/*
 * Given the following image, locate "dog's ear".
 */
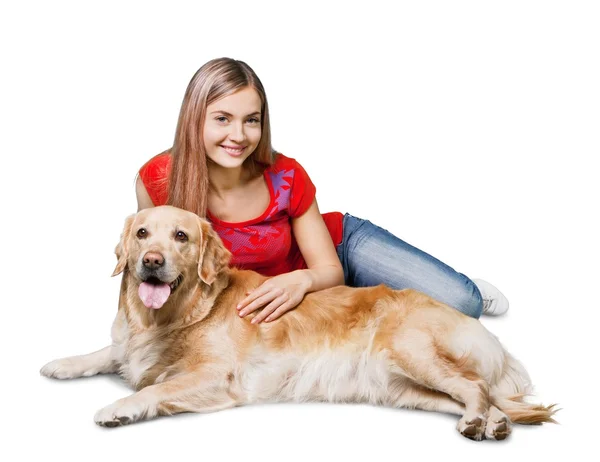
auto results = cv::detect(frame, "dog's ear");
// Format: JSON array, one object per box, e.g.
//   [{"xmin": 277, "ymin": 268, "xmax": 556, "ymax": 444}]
[
  {"xmin": 112, "ymin": 214, "xmax": 136, "ymax": 277},
  {"xmin": 197, "ymin": 217, "xmax": 232, "ymax": 285}
]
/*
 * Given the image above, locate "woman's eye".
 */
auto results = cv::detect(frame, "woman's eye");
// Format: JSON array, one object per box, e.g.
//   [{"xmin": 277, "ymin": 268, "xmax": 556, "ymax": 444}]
[
  {"xmin": 175, "ymin": 231, "xmax": 188, "ymax": 242},
  {"xmin": 216, "ymin": 116, "xmax": 228, "ymax": 123},
  {"xmin": 247, "ymin": 117, "xmax": 260, "ymax": 124},
  {"xmin": 136, "ymin": 228, "xmax": 147, "ymax": 239}
]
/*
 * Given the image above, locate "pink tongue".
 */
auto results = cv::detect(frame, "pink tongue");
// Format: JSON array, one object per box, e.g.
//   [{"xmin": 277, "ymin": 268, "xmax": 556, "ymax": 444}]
[{"xmin": 138, "ymin": 282, "xmax": 171, "ymax": 309}]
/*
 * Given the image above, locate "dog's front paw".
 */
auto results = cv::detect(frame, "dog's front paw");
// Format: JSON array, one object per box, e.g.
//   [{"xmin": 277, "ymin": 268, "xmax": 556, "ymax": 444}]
[
  {"xmin": 94, "ymin": 398, "xmax": 151, "ymax": 428},
  {"xmin": 40, "ymin": 357, "xmax": 98, "ymax": 380}
]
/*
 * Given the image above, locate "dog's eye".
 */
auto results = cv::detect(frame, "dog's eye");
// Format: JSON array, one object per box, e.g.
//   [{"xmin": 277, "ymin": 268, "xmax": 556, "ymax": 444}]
[
  {"xmin": 136, "ymin": 228, "xmax": 147, "ymax": 239},
  {"xmin": 175, "ymin": 231, "xmax": 188, "ymax": 242}
]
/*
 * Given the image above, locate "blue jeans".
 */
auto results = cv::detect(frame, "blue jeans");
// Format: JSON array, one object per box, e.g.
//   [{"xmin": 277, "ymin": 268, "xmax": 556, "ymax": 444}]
[{"xmin": 335, "ymin": 214, "xmax": 483, "ymax": 318}]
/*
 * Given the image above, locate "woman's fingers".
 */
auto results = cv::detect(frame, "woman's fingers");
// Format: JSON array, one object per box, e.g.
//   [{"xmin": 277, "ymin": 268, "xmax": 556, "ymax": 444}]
[
  {"xmin": 251, "ymin": 294, "xmax": 290, "ymax": 324},
  {"xmin": 237, "ymin": 286, "xmax": 269, "ymax": 311},
  {"xmin": 238, "ymin": 288, "xmax": 283, "ymax": 317},
  {"xmin": 263, "ymin": 301, "xmax": 294, "ymax": 323}
]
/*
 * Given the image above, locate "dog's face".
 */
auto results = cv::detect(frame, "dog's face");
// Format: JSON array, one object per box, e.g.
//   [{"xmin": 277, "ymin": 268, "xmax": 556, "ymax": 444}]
[{"xmin": 112, "ymin": 206, "xmax": 231, "ymax": 309}]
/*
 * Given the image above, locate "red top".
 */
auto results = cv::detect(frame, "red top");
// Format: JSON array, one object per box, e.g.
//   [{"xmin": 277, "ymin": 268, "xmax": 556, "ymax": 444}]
[{"xmin": 139, "ymin": 152, "xmax": 344, "ymax": 276}]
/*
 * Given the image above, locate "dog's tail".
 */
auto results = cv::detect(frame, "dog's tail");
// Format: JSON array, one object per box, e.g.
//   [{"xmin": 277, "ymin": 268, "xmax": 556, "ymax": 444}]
[
  {"xmin": 490, "ymin": 352, "xmax": 559, "ymax": 424},
  {"xmin": 491, "ymin": 394, "xmax": 559, "ymax": 425}
]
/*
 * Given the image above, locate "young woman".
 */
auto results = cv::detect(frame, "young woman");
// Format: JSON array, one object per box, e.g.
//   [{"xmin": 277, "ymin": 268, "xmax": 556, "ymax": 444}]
[{"xmin": 137, "ymin": 57, "xmax": 509, "ymax": 324}]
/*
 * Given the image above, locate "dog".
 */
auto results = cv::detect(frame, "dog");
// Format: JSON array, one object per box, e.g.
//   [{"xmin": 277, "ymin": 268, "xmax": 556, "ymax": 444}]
[{"xmin": 40, "ymin": 205, "xmax": 557, "ymax": 440}]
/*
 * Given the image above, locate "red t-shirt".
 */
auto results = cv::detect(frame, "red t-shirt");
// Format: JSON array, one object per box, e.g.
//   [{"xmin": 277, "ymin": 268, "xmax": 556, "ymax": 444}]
[{"xmin": 138, "ymin": 152, "xmax": 344, "ymax": 276}]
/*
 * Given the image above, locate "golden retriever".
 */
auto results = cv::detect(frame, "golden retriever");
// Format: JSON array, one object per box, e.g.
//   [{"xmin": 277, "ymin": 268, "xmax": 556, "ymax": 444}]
[{"xmin": 40, "ymin": 206, "xmax": 557, "ymax": 440}]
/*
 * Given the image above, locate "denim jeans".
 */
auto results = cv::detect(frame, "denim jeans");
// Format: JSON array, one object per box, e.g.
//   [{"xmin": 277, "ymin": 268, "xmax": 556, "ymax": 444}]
[{"xmin": 335, "ymin": 214, "xmax": 483, "ymax": 318}]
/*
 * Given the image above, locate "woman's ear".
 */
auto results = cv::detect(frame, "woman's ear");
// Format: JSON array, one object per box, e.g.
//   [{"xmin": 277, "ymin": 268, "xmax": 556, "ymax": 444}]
[
  {"xmin": 196, "ymin": 217, "xmax": 231, "ymax": 285},
  {"xmin": 112, "ymin": 214, "xmax": 136, "ymax": 277}
]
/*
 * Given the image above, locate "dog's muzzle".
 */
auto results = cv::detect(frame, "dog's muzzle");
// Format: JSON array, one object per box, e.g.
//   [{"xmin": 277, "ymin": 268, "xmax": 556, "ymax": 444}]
[{"xmin": 137, "ymin": 251, "xmax": 183, "ymax": 310}]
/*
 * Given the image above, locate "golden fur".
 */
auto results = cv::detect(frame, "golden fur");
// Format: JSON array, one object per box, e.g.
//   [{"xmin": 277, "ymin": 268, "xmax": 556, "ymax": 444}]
[{"xmin": 40, "ymin": 206, "xmax": 557, "ymax": 441}]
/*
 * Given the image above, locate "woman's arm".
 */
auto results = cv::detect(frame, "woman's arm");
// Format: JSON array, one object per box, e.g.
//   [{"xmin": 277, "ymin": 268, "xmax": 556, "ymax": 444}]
[
  {"xmin": 237, "ymin": 198, "xmax": 345, "ymax": 323},
  {"xmin": 136, "ymin": 176, "xmax": 155, "ymax": 211},
  {"xmin": 291, "ymin": 198, "xmax": 345, "ymax": 292}
]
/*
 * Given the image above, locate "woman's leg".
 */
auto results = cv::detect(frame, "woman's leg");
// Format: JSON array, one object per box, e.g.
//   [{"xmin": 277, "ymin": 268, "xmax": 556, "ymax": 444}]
[{"xmin": 336, "ymin": 214, "xmax": 483, "ymax": 318}]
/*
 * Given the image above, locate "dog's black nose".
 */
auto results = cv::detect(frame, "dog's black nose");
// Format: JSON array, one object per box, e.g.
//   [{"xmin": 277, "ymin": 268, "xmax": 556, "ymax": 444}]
[{"xmin": 143, "ymin": 251, "xmax": 165, "ymax": 270}]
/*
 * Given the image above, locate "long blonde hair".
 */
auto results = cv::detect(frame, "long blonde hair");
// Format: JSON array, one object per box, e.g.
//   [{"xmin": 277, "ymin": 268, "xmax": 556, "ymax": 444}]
[{"xmin": 149, "ymin": 58, "xmax": 275, "ymax": 218}]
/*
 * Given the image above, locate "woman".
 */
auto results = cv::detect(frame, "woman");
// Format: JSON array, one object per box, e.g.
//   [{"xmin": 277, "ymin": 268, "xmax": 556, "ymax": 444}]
[{"xmin": 137, "ymin": 57, "xmax": 509, "ymax": 324}]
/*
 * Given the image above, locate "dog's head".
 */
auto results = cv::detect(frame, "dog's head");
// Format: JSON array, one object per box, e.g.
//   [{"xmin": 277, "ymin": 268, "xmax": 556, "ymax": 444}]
[{"xmin": 112, "ymin": 206, "xmax": 231, "ymax": 309}]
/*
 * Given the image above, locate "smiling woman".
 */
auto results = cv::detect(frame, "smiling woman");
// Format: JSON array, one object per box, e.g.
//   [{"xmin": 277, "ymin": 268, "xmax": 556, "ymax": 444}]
[
  {"xmin": 203, "ymin": 87, "xmax": 263, "ymax": 170},
  {"xmin": 135, "ymin": 57, "xmax": 509, "ymax": 323}
]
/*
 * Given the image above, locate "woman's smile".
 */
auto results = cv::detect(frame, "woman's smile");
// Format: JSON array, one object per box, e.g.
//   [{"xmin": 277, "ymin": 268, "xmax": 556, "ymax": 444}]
[{"xmin": 221, "ymin": 145, "xmax": 246, "ymax": 157}]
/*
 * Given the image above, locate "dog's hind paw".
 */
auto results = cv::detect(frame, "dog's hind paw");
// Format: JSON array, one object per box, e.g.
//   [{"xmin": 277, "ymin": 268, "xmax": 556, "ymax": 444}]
[
  {"xmin": 457, "ymin": 413, "xmax": 487, "ymax": 441},
  {"xmin": 485, "ymin": 406, "xmax": 512, "ymax": 441}
]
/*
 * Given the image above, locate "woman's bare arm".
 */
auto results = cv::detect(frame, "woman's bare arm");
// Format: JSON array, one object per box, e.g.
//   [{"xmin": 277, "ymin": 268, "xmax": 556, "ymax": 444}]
[
  {"xmin": 236, "ymin": 198, "xmax": 345, "ymax": 323},
  {"xmin": 292, "ymin": 198, "xmax": 345, "ymax": 293},
  {"xmin": 136, "ymin": 176, "xmax": 155, "ymax": 211}
]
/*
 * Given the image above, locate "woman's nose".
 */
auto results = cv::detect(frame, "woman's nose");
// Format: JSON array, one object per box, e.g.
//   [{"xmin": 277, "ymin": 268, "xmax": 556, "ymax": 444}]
[{"xmin": 229, "ymin": 122, "xmax": 246, "ymax": 142}]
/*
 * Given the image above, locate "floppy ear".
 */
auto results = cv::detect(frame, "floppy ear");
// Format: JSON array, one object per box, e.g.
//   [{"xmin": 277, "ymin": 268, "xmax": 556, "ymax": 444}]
[
  {"xmin": 197, "ymin": 217, "xmax": 232, "ymax": 285},
  {"xmin": 112, "ymin": 214, "xmax": 136, "ymax": 277}
]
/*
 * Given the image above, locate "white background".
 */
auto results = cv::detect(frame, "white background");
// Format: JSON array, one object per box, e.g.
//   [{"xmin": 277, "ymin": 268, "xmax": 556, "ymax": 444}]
[{"xmin": 2, "ymin": 0, "xmax": 598, "ymax": 459}]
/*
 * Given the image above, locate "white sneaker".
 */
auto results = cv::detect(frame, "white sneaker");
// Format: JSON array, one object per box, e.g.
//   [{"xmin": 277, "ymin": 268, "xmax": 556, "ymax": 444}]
[{"xmin": 472, "ymin": 278, "xmax": 510, "ymax": 316}]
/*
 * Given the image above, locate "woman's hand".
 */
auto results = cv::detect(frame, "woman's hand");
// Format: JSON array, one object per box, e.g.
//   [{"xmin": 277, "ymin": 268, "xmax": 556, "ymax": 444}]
[{"xmin": 237, "ymin": 271, "xmax": 312, "ymax": 324}]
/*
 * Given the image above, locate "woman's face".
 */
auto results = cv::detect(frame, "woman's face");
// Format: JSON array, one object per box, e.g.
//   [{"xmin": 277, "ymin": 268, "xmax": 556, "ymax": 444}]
[{"xmin": 203, "ymin": 86, "xmax": 262, "ymax": 170}]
